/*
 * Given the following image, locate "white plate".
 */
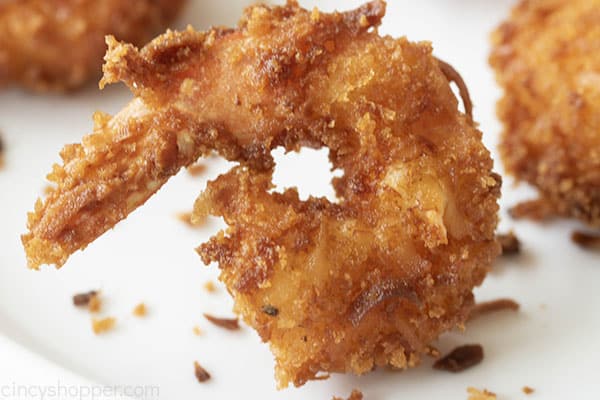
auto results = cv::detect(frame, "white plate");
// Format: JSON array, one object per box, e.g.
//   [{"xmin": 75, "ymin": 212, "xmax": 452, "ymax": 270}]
[{"xmin": 1, "ymin": 1, "xmax": 599, "ymax": 399}]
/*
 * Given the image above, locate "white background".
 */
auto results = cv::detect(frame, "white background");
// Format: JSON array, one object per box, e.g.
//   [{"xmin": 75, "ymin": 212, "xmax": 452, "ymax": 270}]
[{"xmin": 0, "ymin": 1, "xmax": 599, "ymax": 399}]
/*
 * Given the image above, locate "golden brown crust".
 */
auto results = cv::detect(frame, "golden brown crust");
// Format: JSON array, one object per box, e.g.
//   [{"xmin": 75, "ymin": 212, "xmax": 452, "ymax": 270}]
[
  {"xmin": 0, "ymin": 0, "xmax": 184, "ymax": 91},
  {"xmin": 490, "ymin": 0, "xmax": 600, "ymax": 226},
  {"xmin": 22, "ymin": 0, "xmax": 500, "ymax": 388}
]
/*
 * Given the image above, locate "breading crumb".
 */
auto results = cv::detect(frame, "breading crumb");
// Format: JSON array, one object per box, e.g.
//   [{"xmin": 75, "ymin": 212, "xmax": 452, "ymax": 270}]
[
  {"xmin": 133, "ymin": 303, "xmax": 147, "ymax": 317},
  {"xmin": 332, "ymin": 389, "xmax": 363, "ymax": 400},
  {"xmin": 523, "ymin": 386, "xmax": 535, "ymax": 395},
  {"xmin": 467, "ymin": 387, "xmax": 496, "ymax": 400},
  {"xmin": 194, "ymin": 361, "xmax": 211, "ymax": 383},
  {"xmin": 425, "ymin": 345, "xmax": 441, "ymax": 358},
  {"xmin": 0, "ymin": 133, "xmax": 4, "ymax": 169},
  {"xmin": 187, "ymin": 163, "xmax": 206, "ymax": 176},
  {"xmin": 91, "ymin": 317, "xmax": 116, "ymax": 334},
  {"xmin": 496, "ymin": 231, "xmax": 521, "ymax": 255},
  {"xmin": 43, "ymin": 185, "xmax": 56, "ymax": 196},
  {"xmin": 88, "ymin": 294, "xmax": 101, "ymax": 313},
  {"xmin": 73, "ymin": 290, "xmax": 100, "ymax": 313},
  {"xmin": 177, "ymin": 212, "xmax": 206, "ymax": 228},
  {"xmin": 203, "ymin": 281, "xmax": 216, "ymax": 293},
  {"xmin": 192, "ymin": 325, "xmax": 203, "ymax": 336}
]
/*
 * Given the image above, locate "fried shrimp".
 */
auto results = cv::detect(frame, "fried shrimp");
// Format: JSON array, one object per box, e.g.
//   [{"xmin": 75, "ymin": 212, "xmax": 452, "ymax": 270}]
[
  {"xmin": 22, "ymin": 1, "xmax": 501, "ymax": 387},
  {"xmin": 490, "ymin": 0, "xmax": 600, "ymax": 226},
  {"xmin": 0, "ymin": 0, "xmax": 184, "ymax": 91}
]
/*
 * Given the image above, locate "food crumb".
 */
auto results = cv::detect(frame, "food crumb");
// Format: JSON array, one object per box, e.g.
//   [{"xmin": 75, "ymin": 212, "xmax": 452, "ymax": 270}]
[
  {"xmin": 467, "ymin": 387, "xmax": 496, "ymax": 400},
  {"xmin": 186, "ymin": 163, "xmax": 206, "ymax": 177},
  {"xmin": 203, "ymin": 281, "xmax": 216, "ymax": 293},
  {"xmin": 73, "ymin": 290, "xmax": 100, "ymax": 313},
  {"xmin": 0, "ymin": 132, "xmax": 4, "ymax": 169},
  {"xmin": 497, "ymin": 231, "xmax": 521, "ymax": 255},
  {"xmin": 192, "ymin": 325, "xmax": 203, "ymax": 336},
  {"xmin": 261, "ymin": 305, "xmax": 279, "ymax": 316},
  {"xmin": 469, "ymin": 298, "xmax": 520, "ymax": 321},
  {"xmin": 177, "ymin": 211, "xmax": 206, "ymax": 228},
  {"xmin": 43, "ymin": 185, "xmax": 56, "ymax": 196},
  {"xmin": 203, "ymin": 313, "xmax": 240, "ymax": 330},
  {"xmin": 194, "ymin": 361, "xmax": 211, "ymax": 383},
  {"xmin": 425, "ymin": 345, "xmax": 441, "ymax": 358},
  {"xmin": 523, "ymin": 386, "xmax": 535, "ymax": 395},
  {"xmin": 88, "ymin": 294, "xmax": 101, "ymax": 313},
  {"xmin": 571, "ymin": 231, "xmax": 600, "ymax": 250},
  {"xmin": 332, "ymin": 389, "xmax": 363, "ymax": 400},
  {"xmin": 132, "ymin": 303, "xmax": 147, "ymax": 317},
  {"xmin": 91, "ymin": 317, "xmax": 116, "ymax": 334},
  {"xmin": 433, "ymin": 344, "xmax": 484, "ymax": 372}
]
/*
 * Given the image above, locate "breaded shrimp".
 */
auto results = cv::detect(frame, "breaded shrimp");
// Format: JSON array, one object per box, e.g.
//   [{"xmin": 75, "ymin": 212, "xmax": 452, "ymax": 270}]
[
  {"xmin": 490, "ymin": 0, "xmax": 600, "ymax": 226},
  {"xmin": 22, "ymin": 1, "xmax": 501, "ymax": 387},
  {"xmin": 0, "ymin": 0, "xmax": 184, "ymax": 91}
]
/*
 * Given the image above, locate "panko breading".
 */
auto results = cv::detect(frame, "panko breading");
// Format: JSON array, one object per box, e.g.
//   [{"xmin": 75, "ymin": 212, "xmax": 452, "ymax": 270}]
[
  {"xmin": 0, "ymin": 0, "xmax": 184, "ymax": 91},
  {"xmin": 21, "ymin": 1, "xmax": 501, "ymax": 387},
  {"xmin": 490, "ymin": 0, "xmax": 600, "ymax": 226}
]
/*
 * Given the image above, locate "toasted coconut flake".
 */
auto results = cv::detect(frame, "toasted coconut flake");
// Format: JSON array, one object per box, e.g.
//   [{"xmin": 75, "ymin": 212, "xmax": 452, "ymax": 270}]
[
  {"xmin": 436, "ymin": 58, "xmax": 473, "ymax": 120},
  {"xmin": 469, "ymin": 298, "xmax": 519, "ymax": 321},
  {"xmin": 194, "ymin": 361, "xmax": 211, "ymax": 383},
  {"xmin": 203, "ymin": 313, "xmax": 240, "ymax": 330},
  {"xmin": 433, "ymin": 344, "xmax": 484, "ymax": 372},
  {"xmin": 571, "ymin": 231, "xmax": 600, "ymax": 250}
]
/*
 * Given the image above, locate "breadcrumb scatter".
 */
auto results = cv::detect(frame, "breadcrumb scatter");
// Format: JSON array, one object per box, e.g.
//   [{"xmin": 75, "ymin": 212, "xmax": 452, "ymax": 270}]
[
  {"xmin": 203, "ymin": 281, "xmax": 216, "ymax": 293},
  {"xmin": 91, "ymin": 317, "xmax": 116, "ymax": 334},
  {"xmin": 433, "ymin": 345, "xmax": 484, "ymax": 372},
  {"xmin": 194, "ymin": 361, "xmax": 211, "ymax": 383},
  {"xmin": 332, "ymin": 389, "xmax": 363, "ymax": 400},
  {"xmin": 203, "ymin": 314, "xmax": 240, "ymax": 331},
  {"xmin": 192, "ymin": 325, "xmax": 203, "ymax": 336},
  {"xmin": 187, "ymin": 163, "xmax": 206, "ymax": 176},
  {"xmin": 523, "ymin": 386, "xmax": 535, "ymax": 395},
  {"xmin": 496, "ymin": 231, "xmax": 521, "ymax": 255},
  {"xmin": 469, "ymin": 298, "xmax": 520, "ymax": 321},
  {"xmin": 21, "ymin": 0, "xmax": 501, "ymax": 388},
  {"xmin": 571, "ymin": 231, "xmax": 600, "ymax": 250},
  {"xmin": 133, "ymin": 303, "xmax": 147, "ymax": 317}
]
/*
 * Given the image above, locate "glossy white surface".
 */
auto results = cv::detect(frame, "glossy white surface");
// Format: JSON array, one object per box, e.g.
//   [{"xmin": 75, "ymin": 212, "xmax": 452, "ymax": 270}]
[{"xmin": 1, "ymin": 1, "xmax": 599, "ymax": 399}]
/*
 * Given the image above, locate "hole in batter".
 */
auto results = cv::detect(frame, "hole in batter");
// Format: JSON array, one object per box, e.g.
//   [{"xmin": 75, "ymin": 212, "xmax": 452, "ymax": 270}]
[{"xmin": 271, "ymin": 147, "xmax": 342, "ymax": 202}]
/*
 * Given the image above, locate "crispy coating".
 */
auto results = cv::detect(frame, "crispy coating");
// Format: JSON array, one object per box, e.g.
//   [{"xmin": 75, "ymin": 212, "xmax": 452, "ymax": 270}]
[
  {"xmin": 0, "ymin": 0, "xmax": 184, "ymax": 91},
  {"xmin": 490, "ymin": 0, "xmax": 600, "ymax": 226},
  {"xmin": 22, "ymin": 1, "xmax": 501, "ymax": 388}
]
